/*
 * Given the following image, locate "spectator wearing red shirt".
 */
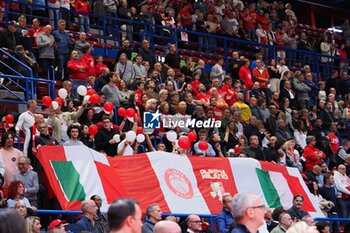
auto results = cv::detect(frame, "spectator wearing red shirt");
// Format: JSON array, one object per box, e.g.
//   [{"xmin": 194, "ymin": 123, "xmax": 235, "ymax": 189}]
[
  {"xmin": 338, "ymin": 43, "xmax": 349, "ymax": 72},
  {"xmin": 28, "ymin": 18, "xmax": 44, "ymax": 52},
  {"xmin": 242, "ymin": 3, "xmax": 256, "ymax": 41},
  {"xmin": 208, "ymin": 96, "xmax": 223, "ymax": 121},
  {"xmin": 220, "ymin": 77, "xmax": 237, "ymax": 106},
  {"xmin": 207, "ymin": 77, "xmax": 224, "ymax": 96},
  {"xmin": 303, "ymin": 136, "xmax": 326, "ymax": 171},
  {"xmin": 253, "ymin": 59, "xmax": 271, "ymax": 102},
  {"xmin": 275, "ymin": 27, "xmax": 286, "ymax": 59},
  {"xmin": 255, "ymin": 10, "xmax": 270, "ymax": 30},
  {"xmin": 75, "ymin": 0, "xmax": 90, "ymax": 34},
  {"xmin": 81, "ymin": 45, "xmax": 96, "ymax": 77},
  {"xmin": 95, "ymin": 55, "xmax": 107, "ymax": 77},
  {"xmin": 178, "ymin": 3, "xmax": 192, "ymax": 30},
  {"xmin": 67, "ymin": 50, "xmax": 89, "ymax": 94},
  {"xmin": 133, "ymin": 81, "xmax": 145, "ymax": 106},
  {"xmin": 239, "ymin": 59, "xmax": 253, "ymax": 89},
  {"xmin": 191, "ymin": 72, "xmax": 203, "ymax": 97},
  {"xmin": 327, "ymin": 123, "xmax": 339, "ymax": 155},
  {"xmin": 196, "ymin": 84, "xmax": 210, "ymax": 106}
]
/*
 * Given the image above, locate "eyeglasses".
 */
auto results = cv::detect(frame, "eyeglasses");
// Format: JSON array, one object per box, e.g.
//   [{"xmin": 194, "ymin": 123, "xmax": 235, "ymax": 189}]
[{"xmin": 189, "ymin": 220, "xmax": 202, "ymax": 224}]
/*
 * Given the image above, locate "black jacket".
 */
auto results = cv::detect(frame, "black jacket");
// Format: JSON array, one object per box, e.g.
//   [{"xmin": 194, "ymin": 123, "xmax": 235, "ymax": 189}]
[{"xmin": 95, "ymin": 127, "xmax": 118, "ymax": 156}]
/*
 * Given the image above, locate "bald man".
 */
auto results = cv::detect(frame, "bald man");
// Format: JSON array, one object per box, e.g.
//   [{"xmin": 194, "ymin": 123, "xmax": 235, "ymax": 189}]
[
  {"xmin": 75, "ymin": 200, "xmax": 98, "ymax": 233},
  {"xmin": 153, "ymin": 221, "xmax": 181, "ymax": 233},
  {"xmin": 334, "ymin": 164, "xmax": 350, "ymax": 221},
  {"xmin": 186, "ymin": 215, "xmax": 202, "ymax": 233}
]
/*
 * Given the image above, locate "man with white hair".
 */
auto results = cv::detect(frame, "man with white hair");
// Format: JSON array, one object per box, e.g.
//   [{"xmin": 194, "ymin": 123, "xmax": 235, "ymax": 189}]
[
  {"xmin": 153, "ymin": 220, "xmax": 181, "ymax": 233},
  {"xmin": 142, "ymin": 203, "xmax": 163, "ymax": 233},
  {"xmin": 75, "ymin": 199, "xmax": 98, "ymax": 232},
  {"xmin": 231, "ymin": 193, "xmax": 266, "ymax": 233}
]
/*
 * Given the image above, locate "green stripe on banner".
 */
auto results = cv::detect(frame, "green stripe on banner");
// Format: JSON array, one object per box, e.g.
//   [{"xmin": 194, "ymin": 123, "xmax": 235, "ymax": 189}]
[
  {"xmin": 256, "ymin": 168, "xmax": 283, "ymax": 208},
  {"xmin": 51, "ymin": 161, "xmax": 86, "ymax": 202}
]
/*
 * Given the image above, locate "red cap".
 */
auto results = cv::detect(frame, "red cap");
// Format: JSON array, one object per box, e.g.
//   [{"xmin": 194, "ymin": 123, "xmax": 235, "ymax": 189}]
[{"xmin": 49, "ymin": 219, "xmax": 63, "ymax": 230}]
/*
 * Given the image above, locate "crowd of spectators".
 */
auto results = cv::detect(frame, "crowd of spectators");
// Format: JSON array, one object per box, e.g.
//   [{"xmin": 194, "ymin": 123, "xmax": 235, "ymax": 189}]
[{"xmin": 1, "ymin": 0, "xmax": 350, "ymax": 232}]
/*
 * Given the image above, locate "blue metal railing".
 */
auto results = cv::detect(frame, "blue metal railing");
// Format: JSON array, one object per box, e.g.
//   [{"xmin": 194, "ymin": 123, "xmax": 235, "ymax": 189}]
[
  {"xmin": 0, "ymin": 47, "xmax": 56, "ymax": 103},
  {"xmin": 2, "ymin": 1, "xmax": 350, "ymax": 93},
  {"xmin": 3, "ymin": 1, "xmax": 349, "ymax": 74}
]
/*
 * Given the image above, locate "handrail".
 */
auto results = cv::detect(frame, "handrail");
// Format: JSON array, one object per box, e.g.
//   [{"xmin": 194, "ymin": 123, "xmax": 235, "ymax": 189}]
[
  {"xmin": 3, "ymin": 1, "xmax": 350, "ymax": 81},
  {"xmin": 0, "ymin": 48, "xmax": 33, "ymax": 78},
  {"xmin": 5, "ymin": 3, "xmax": 349, "ymax": 60}
]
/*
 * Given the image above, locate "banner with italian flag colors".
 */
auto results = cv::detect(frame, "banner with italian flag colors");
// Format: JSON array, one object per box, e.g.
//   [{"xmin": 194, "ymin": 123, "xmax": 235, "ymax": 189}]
[{"xmin": 37, "ymin": 145, "xmax": 324, "ymax": 217}]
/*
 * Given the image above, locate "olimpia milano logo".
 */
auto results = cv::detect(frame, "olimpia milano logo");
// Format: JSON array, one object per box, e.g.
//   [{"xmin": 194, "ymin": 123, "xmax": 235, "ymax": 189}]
[{"xmin": 143, "ymin": 111, "xmax": 222, "ymax": 129}]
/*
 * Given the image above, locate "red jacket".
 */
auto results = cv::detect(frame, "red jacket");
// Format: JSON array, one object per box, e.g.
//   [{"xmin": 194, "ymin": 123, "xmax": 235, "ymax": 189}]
[
  {"xmin": 75, "ymin": 0, "xmax": 89, "ymax": 13},
  {"xmin": 253, "ymin": 67, "xmax": 270, "ymax": 88},
  {"xmin": 95, "ymin": 63, "xmax": 107, "ymax": 77},
  {"xmin": 191, "ymin": 80, "xmax": 202, "ymax": 96},
  {"xmin": 134, "ymin": 90, "xmax": 144, "ymax": 106},
  {"xmin": 239, "ymin": 66, "xmax": 253, "ymax": 89},
  {"xmin": 28, "ymin": 27, "xmax": 45, "ymax": 47},
  {"xmin": 67, "ymin": 59, "xmax": 89, "ymax": 80},
  {"xmin": 303, "ymin": 145, "xmax": 326, "ymax": 171},
  {"xmin": 81, "ymin": 54, "xmax": 96, "ymax": 77},
  {"xmin": 209, "ymin": 106, "xmax": 223, "ymax": 120},
  {"xmin": 220, "ymin": 84, "xmax": 237, "ymax": 105}
]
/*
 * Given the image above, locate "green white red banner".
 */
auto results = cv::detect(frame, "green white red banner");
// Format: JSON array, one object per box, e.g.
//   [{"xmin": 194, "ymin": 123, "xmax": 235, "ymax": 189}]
[{"xmin": 37, "ymin": 145, "xmax": 324, "ymax": 217}]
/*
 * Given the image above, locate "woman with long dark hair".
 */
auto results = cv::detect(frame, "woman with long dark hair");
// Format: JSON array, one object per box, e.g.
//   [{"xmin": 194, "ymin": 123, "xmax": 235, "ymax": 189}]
[{"xmin": 0, "ymin": 131, "xmax": 23, "ymax": 188}]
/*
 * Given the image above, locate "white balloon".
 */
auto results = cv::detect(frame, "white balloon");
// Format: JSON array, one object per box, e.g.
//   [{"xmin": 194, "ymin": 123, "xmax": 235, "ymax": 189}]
[
  {"xmin": 52, "ymin": 101, "xmax": 59, "ymax": 110},
  {"xmin": 113, "ymin": 134, "xmax": 120, "ymax": 143},
  {"xmin": 83, "ymin": 95, "xmax": 91, "ymax": 102},
  {"xmin": 136, "ymin": 134, "xmax": 145, "ymax": 143},
  {"xmin": 77, "ymin": 85, "xmax": 87, "ymax": 96},
  {"xmin": 58, "ymin": 88, "xmax": 68, "ymax": 99},
  {"xmin": 166, "ymin": 130, "xmax": 177, "ymax": 142},
  {"xmin": 126, "ymin": 131, "xmax": 136, "ymax": 142},
  {"xmin": 127, "ymin": 117, "xmax": 134, "ymax": 122}
]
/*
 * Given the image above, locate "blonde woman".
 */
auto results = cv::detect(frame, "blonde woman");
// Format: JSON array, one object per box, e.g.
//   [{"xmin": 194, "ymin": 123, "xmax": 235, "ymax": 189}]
[
  {"xmin": 26, "ymin": 216, "xmax": 41, "ymax": 233},
  {"xmin": 285, "ymin": 140, "xmax": 302, "ymax": 172},
  {"xmin": 13, "ymin": 200, "xmax": 28, "ymax": 218}
]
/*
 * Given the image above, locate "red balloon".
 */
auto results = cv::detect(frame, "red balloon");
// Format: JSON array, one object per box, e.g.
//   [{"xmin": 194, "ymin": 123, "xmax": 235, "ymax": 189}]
[
  {"xmin": 90, "ymin": 94, "xmax": 100, "ymax": 104},
  {"xmin": 178, "ymin": 137, "xmax": 190, "ymax": 150},
  {"xmin": 188, "ymin": 131, "xmax": 197, "ymax": 142},
  {"xmin": 198, "ymin": 141, "xmax": 208, "ymax": 151},
  {"xmin": 87, "ymin": 89, "xmax": 97, "ymax": 96},
  {"xmin": 5, "ymin": 114, "xmax": 14, "ymax": 124},
  {"xmin": 42, "ymin": 96, "xmax": 52, "ymax": 107},
  {"xmin": 54, "ymin": 97, "xmax": 64, "ymax": 106},
  {"xmin": 126, "ymin": 108, "xmax": 136, "ymax": 118},
  {"xmin": 137, "ymin": 127, "xmax": 143, "ymax": 134},
  {"xmin": 88, "ymin": 124, "xmax": 99, "ymax": 136},
  {"xmin": 104, "ymin": 102, "xmax": 114, "ymax": 112},
  {"xmin": 118, "ymin": 107, "xmax": 126, "ymax": 117}
]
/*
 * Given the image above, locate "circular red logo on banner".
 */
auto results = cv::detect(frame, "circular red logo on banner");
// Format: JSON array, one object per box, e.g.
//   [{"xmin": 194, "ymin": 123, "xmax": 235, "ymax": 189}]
[{"xmin": 165, "ymin": 168, "xmax": 194, "ymax": 199}]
